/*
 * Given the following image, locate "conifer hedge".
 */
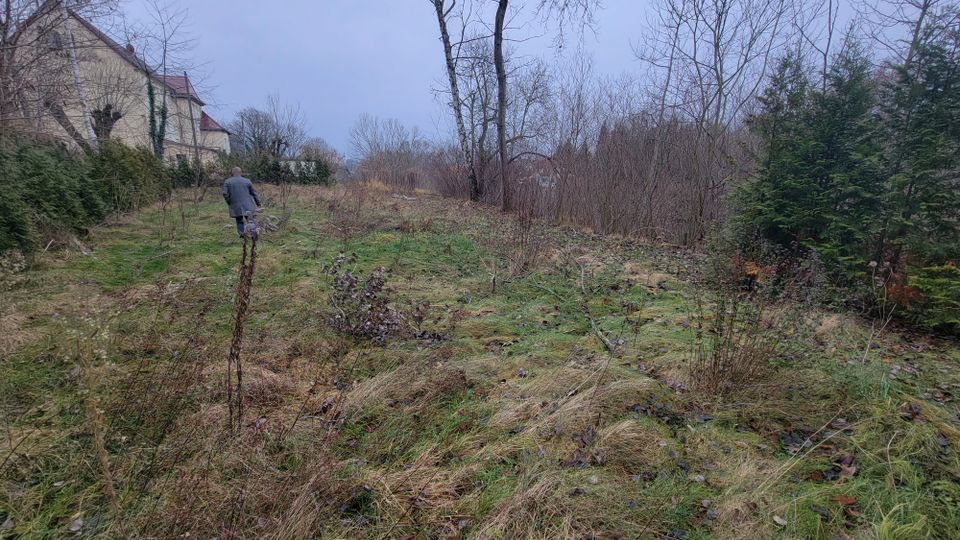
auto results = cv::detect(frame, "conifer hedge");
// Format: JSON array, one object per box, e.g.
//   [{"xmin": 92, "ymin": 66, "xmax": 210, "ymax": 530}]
[{"xmin": 0, "ymin": 137, "xmax": 170, "ymax": 253}]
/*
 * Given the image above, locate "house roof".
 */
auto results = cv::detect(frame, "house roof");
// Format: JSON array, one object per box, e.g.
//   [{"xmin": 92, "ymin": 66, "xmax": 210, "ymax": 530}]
[
  {"xmin": 200, "ymin": 111, "xmax": 228, "ymax": 133},
  {"xmin": 159, "ymin": 75, "xmax": 205, "ymax": 105}
]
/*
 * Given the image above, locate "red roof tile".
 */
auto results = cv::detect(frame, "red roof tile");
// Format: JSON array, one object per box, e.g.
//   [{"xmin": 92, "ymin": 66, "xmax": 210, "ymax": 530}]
[
  {"xmin": 159, "ymin": 75, "xmax": 204, "ymax": 105},
  {"xmin": 200, "ymin": 111, "xmax": 228, "ymax": 132}
]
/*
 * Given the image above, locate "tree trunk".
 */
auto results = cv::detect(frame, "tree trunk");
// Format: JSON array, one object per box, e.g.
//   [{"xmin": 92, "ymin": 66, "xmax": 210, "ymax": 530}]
[
  {"xmin": 904, "ymin": 0, "xmax": 932, "ymax": 70},
  {"xmin": 46, "ymin": 100, "xmax": 89, "ymax": 151},
  {"xmin": 431, "ymin": 0, "xmax": 481, "ymax": 201},
  {"xmin": 60, "ymin": 1, "xmax": 98, "ymax": 151},
  {"xmin": 494, "ymin": 0, "xmax": 511, "ymax": 211}
]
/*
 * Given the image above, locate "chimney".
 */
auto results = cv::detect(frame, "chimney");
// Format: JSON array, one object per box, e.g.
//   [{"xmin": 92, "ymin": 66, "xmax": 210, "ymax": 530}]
[{"xmin": 125, "ymin": 43, "xmax": 135, "ymax": 54}]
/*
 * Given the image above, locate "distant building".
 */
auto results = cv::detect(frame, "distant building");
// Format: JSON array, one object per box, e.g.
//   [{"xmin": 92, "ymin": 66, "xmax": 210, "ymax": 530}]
[
  {"xmin": 279, "ymin": 159, "xmax": 322, "ymax": 176},
  {"xmin": 12, "ymin": 1, "xmax": 229, "ymax": 162}
]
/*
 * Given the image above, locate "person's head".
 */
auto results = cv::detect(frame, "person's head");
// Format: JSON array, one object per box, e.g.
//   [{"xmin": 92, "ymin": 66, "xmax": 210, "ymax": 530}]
[{"xmin": 231, "ymin": 166, "xmax": 242, "ymax": 177}]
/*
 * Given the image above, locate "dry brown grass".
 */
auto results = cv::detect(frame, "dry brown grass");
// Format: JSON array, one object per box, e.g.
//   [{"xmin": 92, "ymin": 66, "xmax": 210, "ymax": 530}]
[
  {"xmin": 592, "ymin": 419, "xmax": 670, "ymax": 474},
  {"xmin": 0, "ymin": 311, "xmax": 38, "ymax": 356},
  {"xmin": 701, "ymin": 449, "xmax": 807, "ymax": 540},
  {"xmin": 366, "ymin": 451, "xmax": 476, "ymax": 535},
  {"xmin": 343, "ymin": 359, "xmax": 470, "ymax": 415},
  {"xmin": 474, "ymin": 470, "xmax": 577, "ymax": 539},
  {"xmin": 624, "ymin": 261, "xmax": 672, "ymax": 290},
  {"xmin": 547, "ymin": 378, "xmax": 665, "ymax": 431}
]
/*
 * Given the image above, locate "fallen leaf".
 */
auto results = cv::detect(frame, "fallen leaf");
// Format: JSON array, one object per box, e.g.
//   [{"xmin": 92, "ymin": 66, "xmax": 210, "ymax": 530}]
[
  {"xmin": 832, "ymin": 495, "xmax": 858, "ymax": 506},
  {"xmin": 773, "ymin": 515, "xmax": 788, "ymax": 526},
  {"xmin": 844, "ymin": 507, "xmax": 864, "ymax": 519},
  {"xmin": 839, "ymin": 463, "xmax": 857, "ymax": 479},
  {"xmin": 811, "ymin": 505, "xmax": 830, "ymax": 520}
]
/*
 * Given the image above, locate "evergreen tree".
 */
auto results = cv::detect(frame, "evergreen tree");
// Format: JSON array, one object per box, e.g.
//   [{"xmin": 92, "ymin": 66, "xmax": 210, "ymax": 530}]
[
  {"xmin": 810, "ymin": 42, "xmax": 883, "ymax": 281},
  {"xmin": 735, "ymin": 43, "xmax": 883, "ymax": 285},
  {"xmin": 875, "ymin": 27, "xmax": 960, "ymax": 272}
]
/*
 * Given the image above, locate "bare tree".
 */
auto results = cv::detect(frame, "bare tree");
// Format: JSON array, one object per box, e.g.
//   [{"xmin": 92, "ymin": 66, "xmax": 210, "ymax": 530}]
[
  {"xmin": 492, "ymin": 0, "xmax": 599, "ymax": 211},
  {"xmin": 0, "ymin": 0, "xmax": 119, "ymax": 146},
  {"xmin": 228, "ymin": 95, "xmax": 306, "ymax": 159},
  {"xmin": 350, "ymin": 113, "xmax": 428, "ymax": 190},
  {"xmin": 454, "ymin": 35, "xmax": 499, "ymax": 200},
  {"xmin": 430, "ymin": 0, "xmax": 483, "ymax": 200},
  {"xmin": 301, "ymin": 136, "xmax": 344, "ymax": 169},
  {"xmin": 859, "ymin": 0, "xmax": 960, "ymax": 67},
  {"xmin": 58, "ymin": 0, "xmax": 97, "ymax": 149},
  {"xmin": 494, "ymin": 0, "xmax": 510, "ymax": 209},
  {"xmin": 797, "ymin": 0, "xmax": 843, "ymax": 89},
  {"xmin": 266, "ymin": 94, "xmax": 306, "ymax": 158}
]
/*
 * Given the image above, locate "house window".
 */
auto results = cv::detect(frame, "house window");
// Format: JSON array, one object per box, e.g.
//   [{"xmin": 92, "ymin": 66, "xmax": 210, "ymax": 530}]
[{"xmin": 42, "ymin": 29, "xmax": 68, "ymax": 57}]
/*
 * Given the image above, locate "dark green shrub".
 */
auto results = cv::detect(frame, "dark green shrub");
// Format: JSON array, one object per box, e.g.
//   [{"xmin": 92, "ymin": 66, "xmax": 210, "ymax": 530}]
[
  {"xmin": 169, "ymin": 156, "xmax": 212, "ymax": 189},
  {"xmin": 907, "ymin": 265, "xmax": 960, "ymax": 335},
  {"xmin": 0, "ymin": 136, "xmax": 169, "ymax": 253},
  {"xmin": 0, "ymin": 138, "xmax": 102, "ymax": 251},
  {"xmin": 0, "ymin": 191, "xmax": 34, "ymax": 253},
  {"xmin": 292, "ymin": 159, "xmax": 333, "ymax": 185},
  {"xmin": 88, "ymin": 139, "xmax": 169, "ymax": 215},
  {"xmin": 215, "ymin": 153, "xmax": 335, "ymax": 185}
]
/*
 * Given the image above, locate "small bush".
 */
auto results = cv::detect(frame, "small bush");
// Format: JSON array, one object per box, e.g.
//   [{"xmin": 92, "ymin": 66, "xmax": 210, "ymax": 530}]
[
  {"xmin": 89, "ymin": 139, "xmax": 170, "ymax": 215},
  {"xmin": 324, "ymin": 254, "xmax": 402, "ymax": 343},
  {"xmin": 0, "ymin": 138, "xmax": 100, "ymax": 251},
  {"xmin": 215, "ymin": 153, "xmax": 335, "ymax": 185},
  {"xmin": 168, "ymin": 156, "xmax": 211, "ymax": 189},
  {"xmin": 690, "ymin": 245, "xmax": 823, "ymax": 395}
]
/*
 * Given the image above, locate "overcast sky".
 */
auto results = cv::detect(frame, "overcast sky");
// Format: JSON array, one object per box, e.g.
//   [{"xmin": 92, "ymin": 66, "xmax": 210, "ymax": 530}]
[{"xmin": 121, "ymin": 0, "xmax": 647, "ymax": 155}]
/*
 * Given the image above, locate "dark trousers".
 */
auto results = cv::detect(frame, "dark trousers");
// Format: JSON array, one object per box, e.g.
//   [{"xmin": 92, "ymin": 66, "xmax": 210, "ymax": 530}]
[{"xmin": 235, "ymin": 216, "xmax": 257, "ymax": 237}]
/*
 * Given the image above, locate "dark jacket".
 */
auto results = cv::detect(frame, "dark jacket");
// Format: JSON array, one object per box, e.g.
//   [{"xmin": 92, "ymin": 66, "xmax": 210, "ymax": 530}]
[{"xmin": 222, "ymin": 176, "xmax": 261, "ymax": 218}]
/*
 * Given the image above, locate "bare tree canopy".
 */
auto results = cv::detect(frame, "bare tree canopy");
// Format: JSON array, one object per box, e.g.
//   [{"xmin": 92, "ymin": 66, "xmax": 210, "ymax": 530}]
[{"xmin": 228, "ymin": 94, "xmax": 306, "ymax": 159}]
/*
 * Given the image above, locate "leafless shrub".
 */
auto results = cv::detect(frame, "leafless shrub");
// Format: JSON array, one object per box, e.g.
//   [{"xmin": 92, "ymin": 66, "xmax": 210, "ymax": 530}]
[
  {"xmin": 502, "ymin": 181, "xmax": 547, "ymax": 277},
  {"xmin": 76, "ymin": 337, "xmax": 120, "ymax": 515},
  {"xmin": 688, "ymin": 250, "xmax": 823, "ymax": 395},
  {"xmin": 227, "ymin": 230, "xmax": 257, "ymax": 431},
  {"xmin": 325, "ymin": 182, "xmax": 381, "ymax": 248},
  {"xmin": 324, "ymin": 254, "xmax": 402, "ymax": 343},
  {"xmin": 398, "ymin": 215, "xmax": 434, "ymax": 234},
  {"xmin": 350, "ymin": 114, "xmax": 428, "ymax": 191}
]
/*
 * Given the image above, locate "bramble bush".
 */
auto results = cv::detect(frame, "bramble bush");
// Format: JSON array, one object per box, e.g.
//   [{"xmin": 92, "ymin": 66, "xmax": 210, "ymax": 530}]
[{"xmin": 323, "ymin": 253, "xmax": 402, "ymax": 343}]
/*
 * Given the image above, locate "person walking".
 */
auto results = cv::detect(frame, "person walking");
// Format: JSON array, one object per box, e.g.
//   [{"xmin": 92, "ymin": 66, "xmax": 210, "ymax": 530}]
[{"xmin": 222, "ymin": 167, "xmax": 262, "ymax": 238}]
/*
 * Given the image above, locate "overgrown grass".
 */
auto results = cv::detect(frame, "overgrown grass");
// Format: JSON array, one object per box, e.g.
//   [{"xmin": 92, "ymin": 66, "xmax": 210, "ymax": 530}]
[{"xmin": 1, "ymin": 185, "xmax": 958, "ymax": 539}]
